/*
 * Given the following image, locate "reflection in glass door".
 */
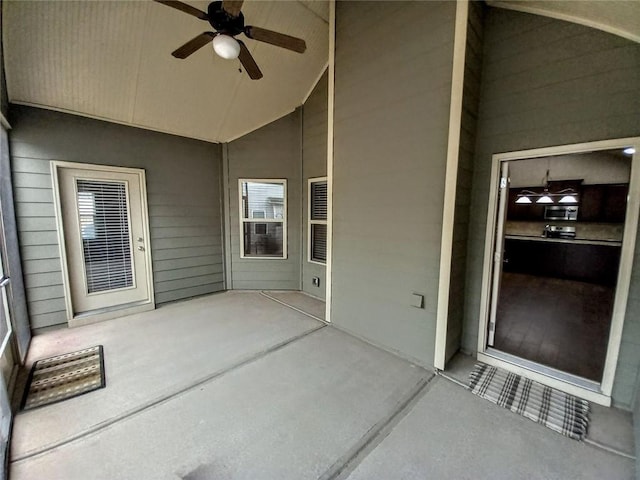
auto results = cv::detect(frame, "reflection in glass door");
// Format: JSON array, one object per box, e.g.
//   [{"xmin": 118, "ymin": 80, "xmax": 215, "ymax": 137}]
[{"xmin": 488, "ymin": 148, "xmax": 631, "ymax": 382}]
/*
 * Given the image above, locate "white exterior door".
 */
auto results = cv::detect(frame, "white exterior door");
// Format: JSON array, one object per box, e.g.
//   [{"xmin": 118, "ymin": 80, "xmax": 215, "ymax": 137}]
[
  {"xmin": 56, "ymin": 165, "xmax": 152, "ymax": 316},
  {"xmin": 487, "ymin": 162, "xmax": 510, "ymax": 346}
]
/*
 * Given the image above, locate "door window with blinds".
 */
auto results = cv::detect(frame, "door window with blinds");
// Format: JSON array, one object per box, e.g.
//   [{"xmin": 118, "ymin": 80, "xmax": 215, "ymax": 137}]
[
  {"xmin": 53, "ymin": 163, "xmax": 153, "ymax": 320},
  {"xmin": 239, "ymin": 179, "xmax": 287, "ymax": 259},
  {"xmin": 76, "ymin": 180, "xmax": 133, "ymax": 293},
  {"xmin": 308, "ymin": 178, "xmax": 327, "ymax": 264}
]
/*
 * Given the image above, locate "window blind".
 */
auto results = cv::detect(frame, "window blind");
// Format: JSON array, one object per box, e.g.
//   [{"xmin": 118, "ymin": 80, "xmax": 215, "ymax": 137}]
[
  {"xmin": 311, "ymin": 223, "xmax": 327, "ymax": 262},
  {"xmin": 309, "ymin": 180, "xmax": 328, "ymax": 263},
  {"xmin": 311, "ymin": 181, "xmax": 327, "ymax": 220},
  {"xmin": 77, "ymin": 180, "xmax": 133, "ymax": 294}
]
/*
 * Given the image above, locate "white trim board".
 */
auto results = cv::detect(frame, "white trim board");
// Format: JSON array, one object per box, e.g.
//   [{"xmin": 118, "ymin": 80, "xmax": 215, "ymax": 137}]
[
  {"xmin": 434, "ymin": 0, "xmax": 469, "ymax": 370},
  {"xmin": 0, "ymin": 114, "xmax": 10, "ymax": 130},
  {"xmin": 476, "ymin": 137, "xmax": 640, "ymax": 406},
  {"xmin": 324, "ymin": 0, "xmax": 335, "ymax": 324},
  {"xmin": 221, "ymin": 144, "xmax": 232, "ymax": 290}
]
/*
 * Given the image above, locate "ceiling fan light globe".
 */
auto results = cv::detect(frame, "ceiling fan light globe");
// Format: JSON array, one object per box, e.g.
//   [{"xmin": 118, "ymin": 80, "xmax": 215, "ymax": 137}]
[{"xmin": 213, "ymin": 34, "xmax": 240, "ymax": 59}]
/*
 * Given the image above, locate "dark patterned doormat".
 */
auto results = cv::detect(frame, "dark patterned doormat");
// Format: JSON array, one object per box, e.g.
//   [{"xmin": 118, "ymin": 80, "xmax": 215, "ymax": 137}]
[
  {"xmin": 21, "ymin": 345, "xmax": 105, "ymax": 411},
  {"xmin": 469, "ymin": 363, "xmax": 589, "ymax": 440}
]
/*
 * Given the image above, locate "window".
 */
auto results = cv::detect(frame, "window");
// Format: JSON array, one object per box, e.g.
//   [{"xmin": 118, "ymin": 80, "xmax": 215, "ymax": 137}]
[
  {"xmin": 76, "ymin": 179, "xmax": 133, "ymax": 293},
  {"xmin": 308, "ymin": 178, "xmax": 327, "ymax": 264},
  {"xmin": 239, "ymin": 179, "xmax": 287, "ymax": 258},
  {"xmin": 77, "ymin": 191, "xmax": 97, "ymax": 240}
]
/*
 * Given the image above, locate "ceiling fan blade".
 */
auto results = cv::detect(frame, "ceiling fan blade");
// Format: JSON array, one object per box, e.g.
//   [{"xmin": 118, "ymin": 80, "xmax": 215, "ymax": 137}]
[
  {"xmin": 238, "ymin": 41, "xmax": 263, "ymax": 80},
  {"xmin": 172, "ymin": 32, "xmax": 216, "ymax": 59},
  {"xmin": 244, "ymin": 26, "xmax": 306, "ymax": 54},
  {"xmin": 222, "ymin": 0, "xmax": 244, "ymax": 17},
  {"xmin": 154, "ymin": 0, "xmax": 209, "ymax": 20}
]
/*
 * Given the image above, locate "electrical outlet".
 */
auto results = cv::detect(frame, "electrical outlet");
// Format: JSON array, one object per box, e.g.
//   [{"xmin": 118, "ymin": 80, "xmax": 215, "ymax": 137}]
[
  {"xmin": 312, "ymin": 277, "xmax": 320, "ymax": 287},
  {"xmin": 410, "ymin": 293, "xmax": 424, "ymax": 309}
]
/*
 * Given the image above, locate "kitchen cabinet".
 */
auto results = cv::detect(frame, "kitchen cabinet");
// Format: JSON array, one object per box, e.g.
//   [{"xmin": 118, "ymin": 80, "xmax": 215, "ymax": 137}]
[
  {"xmin": 508, "ymin": 183, "xmax": 628, "ymax": 223},
  {"xmin": 507, "ymin": 189, "xmax": 545, "ymax": 221},
  {"xmin": 580, "ymin": 184, "xmax": 628, "ymax": 222},
  {"xmin": 503, "ymin": 238, "xmax": 621, "ymax": 286}
]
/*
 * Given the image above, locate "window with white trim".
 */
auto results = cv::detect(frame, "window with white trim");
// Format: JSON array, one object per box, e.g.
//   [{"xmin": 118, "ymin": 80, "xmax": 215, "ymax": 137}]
[
  {"xmin": 239, "ymin": 179, "xmax": 287, "ymax": 258},
  {"xmin": 308, "ymin": 177, "xmax": 327, "ymax": 264}
]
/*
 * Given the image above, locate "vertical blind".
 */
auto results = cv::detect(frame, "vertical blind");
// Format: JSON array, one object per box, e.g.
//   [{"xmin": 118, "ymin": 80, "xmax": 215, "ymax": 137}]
[{"xmin": 77, "ymin": 180, "xmax": 133, "ymax": 293}]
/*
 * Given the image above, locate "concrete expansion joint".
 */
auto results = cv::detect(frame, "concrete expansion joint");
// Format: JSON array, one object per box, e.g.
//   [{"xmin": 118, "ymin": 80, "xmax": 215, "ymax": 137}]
[
  {"xmin": 584, "ymin": 438, "xmax": 636, "ymax": 461},
  {"xmin": 318, "ymin": 373, "xmax": 438, "ymax": 480},
  {"xmin": 435, "ymin": 368, "xmax": 469, "ymax": 389},
  {"xmin": 10, "ymin": 324, "xmax": 327, "ymax": 465},
  {"xmin": 259, "ymin": 291, "xmax": 327, "ymax": 323}
]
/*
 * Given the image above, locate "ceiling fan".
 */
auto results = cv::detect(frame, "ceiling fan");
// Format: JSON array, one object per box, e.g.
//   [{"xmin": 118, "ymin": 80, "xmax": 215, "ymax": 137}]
[{"xmin": 155, "ymin": 0, "xmax": 307, "ymax": 80}]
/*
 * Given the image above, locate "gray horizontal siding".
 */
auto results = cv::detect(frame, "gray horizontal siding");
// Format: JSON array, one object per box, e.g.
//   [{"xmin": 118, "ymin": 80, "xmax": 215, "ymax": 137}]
[
  {"xmin": 302, "ymin": 70, "xmax": 328, "ymax": 299},
  {"xmin": 461, "ymin": 8, "xmax": 640, "ymax": 408},
  {"xmin": 332, "ymin": 1, "xmax": 456, "ymax": 367},
  {"xmin": 226, "ymin": 110, "xmax": 302, "ymax": 290},
  {"xmin": 9, "ymin": 105, "xmax": 224, "ymax": 328}
]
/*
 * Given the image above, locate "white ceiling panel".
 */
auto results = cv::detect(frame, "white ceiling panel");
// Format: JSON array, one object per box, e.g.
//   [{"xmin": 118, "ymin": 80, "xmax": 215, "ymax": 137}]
[
  {"xmin": 4, "ymin": 0, "xmax": 148, "ymax": 122},
  {"xmin": 3, "ymin": 0, "xmax": 329, "ymax": 143}
]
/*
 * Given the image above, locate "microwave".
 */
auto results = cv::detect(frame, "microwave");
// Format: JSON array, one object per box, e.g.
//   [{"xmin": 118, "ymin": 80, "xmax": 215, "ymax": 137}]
[{"xmin": 544, "ymin": 205, "xmax": 578, "ymax": 221}]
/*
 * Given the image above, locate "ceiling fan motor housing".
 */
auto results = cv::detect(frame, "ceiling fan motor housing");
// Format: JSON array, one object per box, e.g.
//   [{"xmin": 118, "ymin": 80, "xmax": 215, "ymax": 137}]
[{"xmin": 208, "ymin": 1, "xmax": 245, "ymax": 36}]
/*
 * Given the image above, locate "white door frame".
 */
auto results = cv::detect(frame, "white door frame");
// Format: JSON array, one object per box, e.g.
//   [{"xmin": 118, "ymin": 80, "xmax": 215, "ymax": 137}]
[
  {"xmin": 51, "ymin": 161, "xmax": 155, "ymax": 326},
  {"xmin": 476, "ymin": 137, "xmax": 640, "ymax": 406}
]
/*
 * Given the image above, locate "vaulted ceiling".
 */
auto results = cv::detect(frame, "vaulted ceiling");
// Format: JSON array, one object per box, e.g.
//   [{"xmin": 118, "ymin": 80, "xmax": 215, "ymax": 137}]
[
  {"xmin": 3, "ymin": 0, "xmax": 329, "ymax": 143},
  {"xmin": 3, "ymin": 1, "xmax": 637, "ymax": 144}
]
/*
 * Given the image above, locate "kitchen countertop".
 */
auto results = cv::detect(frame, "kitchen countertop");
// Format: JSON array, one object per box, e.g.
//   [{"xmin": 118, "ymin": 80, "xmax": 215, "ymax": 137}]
[
  {"xmin": 504, "ymin": 220, "xmax": 624, "ymax": 246},
  {"xmin": 504, "ymin": 234, "xmax": 622, "ymax": 247}
]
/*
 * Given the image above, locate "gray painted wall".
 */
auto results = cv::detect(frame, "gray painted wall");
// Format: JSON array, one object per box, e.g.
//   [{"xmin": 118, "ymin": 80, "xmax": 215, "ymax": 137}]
[
  {"xmin": 332, "ymin": 1, "xmax": 456, "ymax": 367},
  {"xmin": 226, "ymin": 109, "xmax": 302, "ymax": 290},
  {"xmin": 445, "ymin": 0, "xmax": 484, "ymax": 363},
  {"xmin": 460, "ymin": 8, "xmax": 640, "ymax": 408},
  {"xmin": 1, "ymin": 124, "xmax": 30, "ymax": 361},
  {"xmin": 302, "ymin": 70, "xmax": 328, "ymax": 299},
  {"xmin": 9, "ymin": 105, "xmax": 224, "ymax": 329}
]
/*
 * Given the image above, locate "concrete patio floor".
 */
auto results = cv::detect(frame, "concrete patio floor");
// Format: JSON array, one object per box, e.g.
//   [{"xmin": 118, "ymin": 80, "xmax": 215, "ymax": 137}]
[{"xmin": 9, "ymin": 292, "xmax": 636, "ymax": 479}]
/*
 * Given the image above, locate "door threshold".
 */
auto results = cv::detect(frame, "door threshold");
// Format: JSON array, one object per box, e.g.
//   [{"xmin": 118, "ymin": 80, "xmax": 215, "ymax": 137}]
[
  {"xmin": 70, "ymin": 301, "xmax": 154, "ymax": 328},
  {"xmin": 478, "ymin": 349, "xmax": 611, "ymax": 406}
]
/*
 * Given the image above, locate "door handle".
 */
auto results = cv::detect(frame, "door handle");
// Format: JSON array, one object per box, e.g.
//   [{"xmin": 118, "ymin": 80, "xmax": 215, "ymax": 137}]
[
  {"xmin": 0, "ymin": 276, "xmax": 9, "ymax": 288},
  {"xmin": 137, "ymin": 246, "xmax": 145, "ymax": 252}
]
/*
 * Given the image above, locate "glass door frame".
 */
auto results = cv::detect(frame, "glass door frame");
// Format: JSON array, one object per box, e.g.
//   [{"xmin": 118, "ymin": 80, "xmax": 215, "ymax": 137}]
[{"xmin": 476, "ymin": 137, "xmax": 640, "ymax": 407}]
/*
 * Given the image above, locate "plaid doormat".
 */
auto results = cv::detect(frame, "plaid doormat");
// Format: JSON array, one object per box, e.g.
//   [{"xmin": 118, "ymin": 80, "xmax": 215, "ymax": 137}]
[
  {"xmin": 21, "ymin": 345, "xmax": 106, "ymax": 411},
  {"xmin": 469, "ymin": 363, "xmax": 589, "ymax": 440}
]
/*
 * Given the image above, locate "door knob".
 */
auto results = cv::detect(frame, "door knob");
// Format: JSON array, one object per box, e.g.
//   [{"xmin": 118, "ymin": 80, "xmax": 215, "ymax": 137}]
[{"xmin": 137, "ymin": 246, "xmax": 145, "ymax": 252}]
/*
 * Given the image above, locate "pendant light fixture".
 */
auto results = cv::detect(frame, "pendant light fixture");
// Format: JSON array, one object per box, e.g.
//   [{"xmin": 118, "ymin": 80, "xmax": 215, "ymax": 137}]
[
  {"xmin": 515, "ymin": 189, "xmax": 536, "ymax": 204},
  {"xmin": 558, "ymin": 188, "xmax": 578, "ymax": 203},
  {"xmin": 513, "ymin": 162, "xmax": 581, "ymax": 206},
  {"xmin": 536, "ymin": 169, "xmax": 553, "ymax": 204}
]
